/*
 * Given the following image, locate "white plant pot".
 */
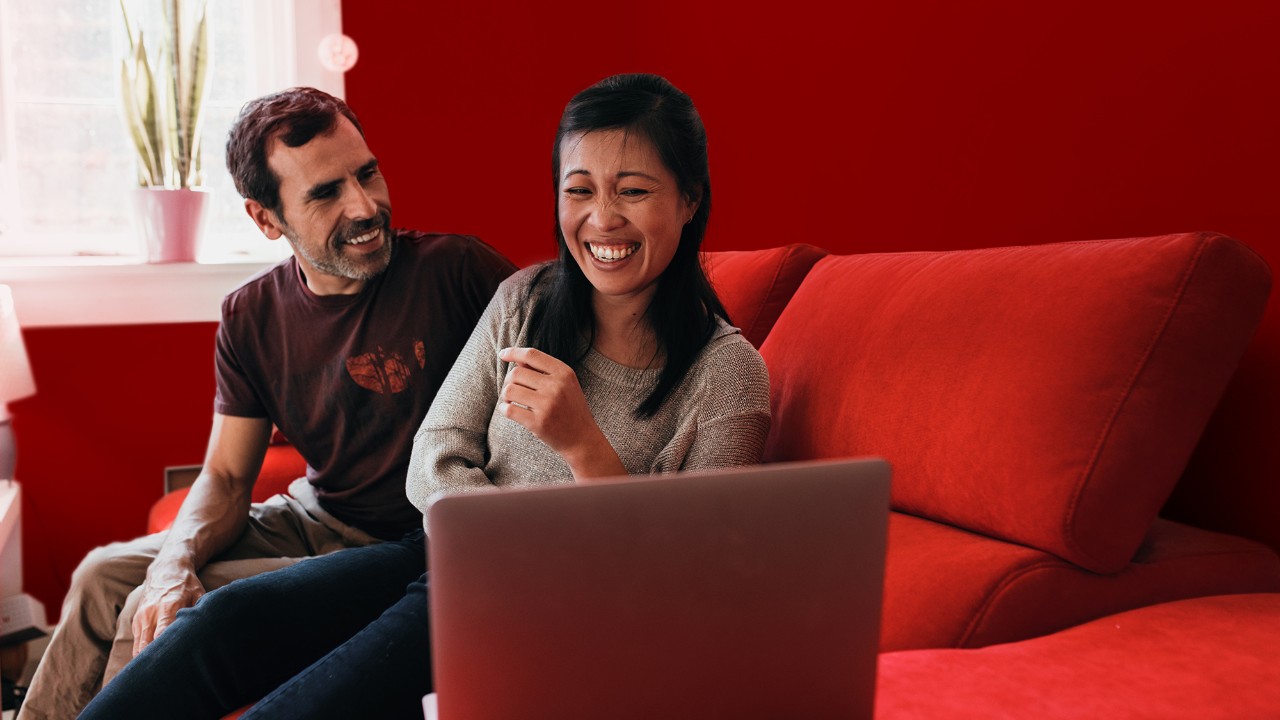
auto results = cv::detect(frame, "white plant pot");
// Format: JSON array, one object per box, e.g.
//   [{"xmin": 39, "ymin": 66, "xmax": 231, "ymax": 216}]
[{"xmin": 133, "ymin": 187, "xmax": 211, "ymax": 263}]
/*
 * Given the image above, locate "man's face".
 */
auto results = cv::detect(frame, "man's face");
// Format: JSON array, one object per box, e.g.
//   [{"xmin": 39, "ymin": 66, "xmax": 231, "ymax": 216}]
[{"xmin": 249, "ymin": 115, "xmax": 393, "ymax": 295}]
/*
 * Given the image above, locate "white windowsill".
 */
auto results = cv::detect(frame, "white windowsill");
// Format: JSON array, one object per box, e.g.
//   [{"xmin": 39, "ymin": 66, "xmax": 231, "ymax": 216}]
[{"xmin": 0, "ymin": 260, "xmax": 277, "ymax": 327}]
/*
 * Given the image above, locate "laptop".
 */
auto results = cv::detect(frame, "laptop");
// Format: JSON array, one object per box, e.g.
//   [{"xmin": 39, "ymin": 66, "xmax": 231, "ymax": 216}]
[{"xmin": 425, "ymin": 457, "xmax": 891, "ymax": 720}]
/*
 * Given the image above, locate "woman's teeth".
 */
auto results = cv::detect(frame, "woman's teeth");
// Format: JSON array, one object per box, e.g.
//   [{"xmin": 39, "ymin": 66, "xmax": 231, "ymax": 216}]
[
  {"xmin": 588, "ymin": 243, "xmax": 637, "ymax": 262},
  {"xmin": 347, "ymin": 228, "xmax": 379, "ymax": 245}
]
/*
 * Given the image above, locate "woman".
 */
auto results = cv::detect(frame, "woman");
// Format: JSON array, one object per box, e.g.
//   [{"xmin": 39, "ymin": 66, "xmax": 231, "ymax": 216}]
[
  {"xmin": 407, "ymin": 73, "xmax": 770, "ymax": 514},
  {"xmin": 80, "ymin": 73, "xmax": 770, "ymax": 720}
]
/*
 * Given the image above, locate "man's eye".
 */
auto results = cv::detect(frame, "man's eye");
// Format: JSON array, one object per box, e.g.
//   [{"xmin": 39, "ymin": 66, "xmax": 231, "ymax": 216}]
[{"xmin": 359, "ymin": 169, "xmax": 379, "ymax": 183}]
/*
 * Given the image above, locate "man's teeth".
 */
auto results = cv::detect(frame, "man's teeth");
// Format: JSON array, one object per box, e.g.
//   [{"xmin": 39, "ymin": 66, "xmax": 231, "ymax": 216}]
[
  {"xmin": 588, "ymin": 243, "xmax": 637, "ymax": 262},
  {"xmin": 347, "ymin": 228, "xmax": 379, "ymax": 245}
]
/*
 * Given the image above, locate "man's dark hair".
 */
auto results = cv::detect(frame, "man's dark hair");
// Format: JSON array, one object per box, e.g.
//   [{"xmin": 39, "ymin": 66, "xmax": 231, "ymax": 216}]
[
  {"xmin": 529, "ymin": 72, "xmax": 729, "ymax": 419},
  {"xmin": 225, "ymin": 87, "xmax": 364, "ymax": 215}
]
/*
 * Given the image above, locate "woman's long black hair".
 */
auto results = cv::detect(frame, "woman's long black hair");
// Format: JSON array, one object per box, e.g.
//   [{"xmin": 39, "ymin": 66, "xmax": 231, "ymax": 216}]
[{"xmin": 527, "ymin": 73, "xmax": 729, "ymax": 418}]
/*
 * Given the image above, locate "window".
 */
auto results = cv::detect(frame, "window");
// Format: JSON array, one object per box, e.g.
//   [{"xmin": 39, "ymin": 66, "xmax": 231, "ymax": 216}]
[{"xmin": 0, "ymin": 0, "xmax": 343, "ymax": 263}]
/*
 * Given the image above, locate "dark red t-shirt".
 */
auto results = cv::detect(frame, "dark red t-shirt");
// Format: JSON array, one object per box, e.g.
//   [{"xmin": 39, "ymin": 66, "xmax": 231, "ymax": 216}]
[{"xmin": 214, "ymin": 230, "xmax": 516, "ymax": 539}]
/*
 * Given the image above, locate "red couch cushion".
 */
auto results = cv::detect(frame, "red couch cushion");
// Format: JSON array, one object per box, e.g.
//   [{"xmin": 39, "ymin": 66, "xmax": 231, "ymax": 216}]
[
  {"xmin": 876, "ymin": 593, "xmax": 1280, "ymax": 719},
  {"xmin": 762, "ymin": 233, "xmax": 1271, "ymax": 573},
  {"xmin": 882, "ymin": 513, "xmax": 1280, "ymax": 651},
  {"xmin": 703, "ymin": 244, "xmax": 826, "ymax": 348}
]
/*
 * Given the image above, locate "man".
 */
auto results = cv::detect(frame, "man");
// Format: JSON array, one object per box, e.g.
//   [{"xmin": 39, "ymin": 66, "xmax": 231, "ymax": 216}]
[{"xmin": 18, "ymin": 87, "xmax": 515, "ymax": 719}]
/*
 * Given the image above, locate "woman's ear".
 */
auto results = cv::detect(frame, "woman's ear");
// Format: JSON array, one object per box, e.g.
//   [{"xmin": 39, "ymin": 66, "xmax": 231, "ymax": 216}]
[
  {"xmin": 683, "ymin": 190, "xmax": 702, "ymax": 224},
  {"xmin": 245, "ymin": 199, "xmax": 286, "ymax": 240}
]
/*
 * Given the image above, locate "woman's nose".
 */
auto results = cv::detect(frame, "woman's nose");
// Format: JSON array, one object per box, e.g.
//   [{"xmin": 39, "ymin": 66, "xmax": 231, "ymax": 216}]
[{"xmin": 587, "ymin": 199, "xmax": 624, "ymax": 231}]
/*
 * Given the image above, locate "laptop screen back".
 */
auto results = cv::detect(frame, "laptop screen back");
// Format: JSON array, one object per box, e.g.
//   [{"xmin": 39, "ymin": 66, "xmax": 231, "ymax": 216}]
[{"xmin": 428, "ymin": 457, "xmax": 890, "ymax": 720}]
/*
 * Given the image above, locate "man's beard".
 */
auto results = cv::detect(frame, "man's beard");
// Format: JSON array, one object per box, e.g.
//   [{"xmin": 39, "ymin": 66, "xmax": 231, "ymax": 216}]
[{"xmin": 285, "ymin": 211, "xmax": 393, "ymax": 281}]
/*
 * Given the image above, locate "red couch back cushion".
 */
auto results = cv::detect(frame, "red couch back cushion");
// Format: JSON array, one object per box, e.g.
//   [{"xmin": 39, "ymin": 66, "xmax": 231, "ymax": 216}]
[
  {"xmin": 762, "ymin": 233, "xmax": 1271, "ymax": 573},
  {"xmin": 703, "ymin": 244, "xmax": 827, "ymax": 348}
]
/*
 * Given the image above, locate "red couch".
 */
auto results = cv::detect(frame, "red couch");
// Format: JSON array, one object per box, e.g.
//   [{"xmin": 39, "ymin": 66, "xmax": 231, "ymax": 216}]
[
  {"xmin": 726, "ymin": 234, "xmax": 1280, "ymax": 717},
  {"xmin": 745, "ymin": 233, "xmax": 1280, "ymax": 652},
  {"xmin": 152, "ymin": 233, "xmax": 1280, "ymax": 716}
]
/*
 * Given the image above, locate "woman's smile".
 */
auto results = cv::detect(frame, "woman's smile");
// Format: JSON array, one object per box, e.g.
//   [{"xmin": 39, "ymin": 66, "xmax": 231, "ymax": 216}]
[{"xmin": 586, "ymin": 241, "xmax": 640, "ymax": 263}]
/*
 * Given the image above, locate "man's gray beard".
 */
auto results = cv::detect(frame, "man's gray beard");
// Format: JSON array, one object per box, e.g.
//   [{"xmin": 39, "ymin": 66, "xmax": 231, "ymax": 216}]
[{"xmin": 287, "ymin": 231, "xmax": 393, "ymax": 281}]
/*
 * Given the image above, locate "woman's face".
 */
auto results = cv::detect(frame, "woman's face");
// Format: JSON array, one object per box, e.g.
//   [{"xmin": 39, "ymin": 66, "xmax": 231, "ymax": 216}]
[{"xmin": 557, "ymin": 129, "xmax": 697, "ymax": 307}]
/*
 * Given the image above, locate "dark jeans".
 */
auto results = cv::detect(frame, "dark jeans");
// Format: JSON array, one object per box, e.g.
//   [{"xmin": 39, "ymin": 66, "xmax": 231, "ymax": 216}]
[{"xmin": 79, "ymin": 532, "xmax": 431, "ymax": 720}]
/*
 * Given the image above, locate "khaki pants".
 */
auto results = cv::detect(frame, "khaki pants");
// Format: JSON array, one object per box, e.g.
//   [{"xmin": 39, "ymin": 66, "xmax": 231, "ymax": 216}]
[{"xmin": 17, "ymin": 480, "xmax": 380, "ymax": 720}]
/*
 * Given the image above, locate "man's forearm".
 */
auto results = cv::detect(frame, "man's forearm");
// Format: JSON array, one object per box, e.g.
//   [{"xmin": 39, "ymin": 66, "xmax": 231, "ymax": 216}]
[
  {"xmin": 153, "ymin": 471, "xmax": 253, "ymax": 573},
  {"xmin": 131, "ymin": 412, "xmax": 268, "ymax": 655}
]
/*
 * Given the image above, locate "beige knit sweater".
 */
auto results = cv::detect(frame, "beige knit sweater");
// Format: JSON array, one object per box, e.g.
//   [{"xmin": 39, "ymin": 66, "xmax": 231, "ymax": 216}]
[{"xmin": 406, "ymin": 264, "xmax": 772, "ymax": 531}]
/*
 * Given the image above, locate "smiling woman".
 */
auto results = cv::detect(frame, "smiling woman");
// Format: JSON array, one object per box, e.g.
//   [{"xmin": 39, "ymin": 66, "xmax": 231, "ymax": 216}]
[{"xmin": 0, "ymin": 0, "xmax": 345, "ymax": 263}]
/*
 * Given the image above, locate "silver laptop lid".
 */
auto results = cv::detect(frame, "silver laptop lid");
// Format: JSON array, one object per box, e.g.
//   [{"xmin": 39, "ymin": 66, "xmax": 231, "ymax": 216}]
[{"xmin": 429, "ymin": 457, "xmax": 891, "ymax": 720}]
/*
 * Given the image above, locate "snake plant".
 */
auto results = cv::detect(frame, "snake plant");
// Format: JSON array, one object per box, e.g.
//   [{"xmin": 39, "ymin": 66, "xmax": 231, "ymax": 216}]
[{"xmin": 119, "ymin": 0, "xmax": 210, "ymax": 189}]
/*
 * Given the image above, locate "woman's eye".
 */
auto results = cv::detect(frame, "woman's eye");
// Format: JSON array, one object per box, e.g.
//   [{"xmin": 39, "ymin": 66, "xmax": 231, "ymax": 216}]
[
  {"xmin": 619, "ymin": 188, "xmax": 650, "ymax": 197},
  {"xmin": 564, "ymin": 187, "xmax": 591, "ymax": 196}
]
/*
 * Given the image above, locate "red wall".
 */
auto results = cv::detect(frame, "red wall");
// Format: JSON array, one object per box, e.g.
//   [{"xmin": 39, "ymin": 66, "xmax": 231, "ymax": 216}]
[
  {"xmin": 15, "ymin": 324, "xmax": 218, "ymax": 616},
  {"xmin": 15, "ymin": 0, "xmax": 1280, "ymax": 616},
  {"xmin": 342, "ymin": 1, "xmax": 1280, "ymax": 263}
]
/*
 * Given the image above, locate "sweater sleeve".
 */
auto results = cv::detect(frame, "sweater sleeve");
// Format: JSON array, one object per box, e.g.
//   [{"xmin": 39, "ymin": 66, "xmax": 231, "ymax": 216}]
[
  {"xmin": 406, "ymin": 281, "xmax": 511, "ymax": 529},
  {"xmin": 656, "ymin": 332, "xmax": 772, "ymax": 472}
]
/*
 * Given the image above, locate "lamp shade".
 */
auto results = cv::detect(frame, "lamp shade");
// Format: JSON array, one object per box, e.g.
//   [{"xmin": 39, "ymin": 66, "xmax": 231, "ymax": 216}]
[{"xmin": 0, "ymin": 284, "xmax": 36, "ymax": 421}]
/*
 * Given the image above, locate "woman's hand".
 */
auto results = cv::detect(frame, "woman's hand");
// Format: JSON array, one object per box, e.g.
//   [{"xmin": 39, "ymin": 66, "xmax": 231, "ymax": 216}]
[{"xmin": 497, "ymin": 347, "xmax": 625, "ymax": 480}]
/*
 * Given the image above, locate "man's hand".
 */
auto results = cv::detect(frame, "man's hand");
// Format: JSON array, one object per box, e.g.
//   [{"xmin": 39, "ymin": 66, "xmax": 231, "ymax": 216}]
[
  {"xmin": 132, "ymin": 560, "xmax": 206, "ymax": 656},
  {"xmin": 497, "ymin": 347, "xmax": 626, "ymax": 480}
]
